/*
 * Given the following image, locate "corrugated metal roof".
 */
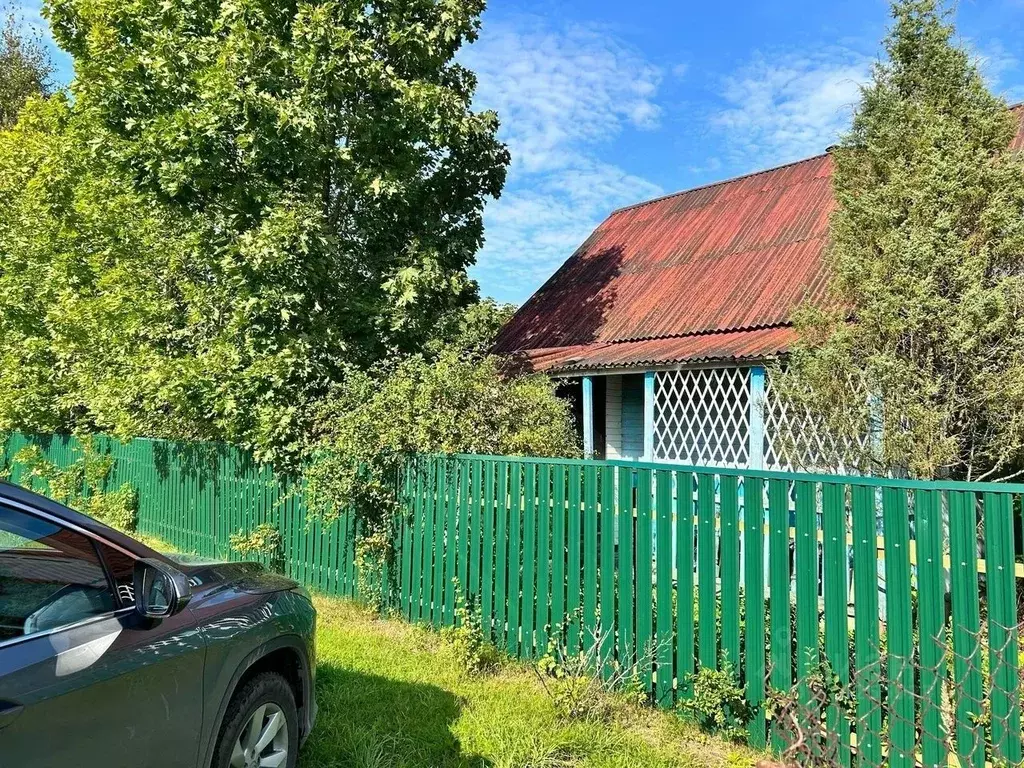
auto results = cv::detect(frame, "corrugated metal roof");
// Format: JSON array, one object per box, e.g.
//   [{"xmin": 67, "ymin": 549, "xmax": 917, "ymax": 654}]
[
  {"xmin": 496, "ymin": 105, "xmax": 1024, "ymax": 374},
  {"xmin": 514, "ymin": 327, "xmax": 797, "ymax": 373},
  {"xmin": 493, "ymin": 153, "xmax": 834, "ymax": 360}
]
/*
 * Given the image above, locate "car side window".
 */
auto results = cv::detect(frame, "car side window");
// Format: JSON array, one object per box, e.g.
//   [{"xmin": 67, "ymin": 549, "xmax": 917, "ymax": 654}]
[{"xmin": 0, "ymin": 505, "xmax": 117, "ymax": 642}]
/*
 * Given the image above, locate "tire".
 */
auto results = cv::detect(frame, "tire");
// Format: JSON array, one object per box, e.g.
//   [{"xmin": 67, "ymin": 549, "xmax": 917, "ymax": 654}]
[{"xmin": 211, "ymin": 671, "xmax": 299, "ymax": 768}]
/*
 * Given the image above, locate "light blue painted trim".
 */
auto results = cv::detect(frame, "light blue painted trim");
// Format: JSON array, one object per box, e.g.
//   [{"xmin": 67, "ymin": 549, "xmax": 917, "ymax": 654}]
[
  {"xmin": 582, "ymin": 375, "xmax": 595, "ymax": 459},
  {"xmin": 643, "ymin": 371, "xmax": 655, "ymax": 461},
  {"xmin": 748, "ymin": 366, "xmax": 766, "ymax": 470}
]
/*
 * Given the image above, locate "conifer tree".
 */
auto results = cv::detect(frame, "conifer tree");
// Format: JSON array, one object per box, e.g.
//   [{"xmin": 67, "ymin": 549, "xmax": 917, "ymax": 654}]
[{"xmin": 778, "ymin": 0, "xmax": 1024, "ymax": 480}]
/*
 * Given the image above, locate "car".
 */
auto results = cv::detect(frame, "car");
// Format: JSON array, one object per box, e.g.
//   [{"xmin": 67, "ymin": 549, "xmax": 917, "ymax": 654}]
[{"xmin": 0, "ymin": 479, "xmax": 316, "ymax": 768}]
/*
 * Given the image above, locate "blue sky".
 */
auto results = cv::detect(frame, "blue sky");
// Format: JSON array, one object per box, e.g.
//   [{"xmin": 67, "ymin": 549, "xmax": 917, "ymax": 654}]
[{"xmin": 17, "ymin": 0, "xmax": 1024, "ymax": 305}]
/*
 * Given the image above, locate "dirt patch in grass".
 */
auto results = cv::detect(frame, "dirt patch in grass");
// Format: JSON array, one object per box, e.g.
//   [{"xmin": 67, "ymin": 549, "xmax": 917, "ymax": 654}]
[{"xmin": 300, "ymin": 596, "xmax": 765, "ymax": 768}]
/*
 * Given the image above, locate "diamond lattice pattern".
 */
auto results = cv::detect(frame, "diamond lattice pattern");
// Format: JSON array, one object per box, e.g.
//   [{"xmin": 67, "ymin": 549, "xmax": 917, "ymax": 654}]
[
  {"xmin": 653, "ymin": 367, "xmax": 750, "ymax": 467},
  {"xmin": 762, "ymin": 369, "xmax": 871, "ymax": 473}
]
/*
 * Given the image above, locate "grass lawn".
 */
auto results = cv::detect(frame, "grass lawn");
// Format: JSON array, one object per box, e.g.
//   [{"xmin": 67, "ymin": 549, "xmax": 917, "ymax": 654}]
[{"xmin": 300, "ymin": 596, "xmax": 764, "ymax": 768}]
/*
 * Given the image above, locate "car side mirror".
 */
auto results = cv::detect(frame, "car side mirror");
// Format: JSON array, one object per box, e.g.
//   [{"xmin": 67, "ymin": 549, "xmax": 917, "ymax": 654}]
[{"xmin": 133, "ymin": 558, "xmax": 192, "ymax": 619}]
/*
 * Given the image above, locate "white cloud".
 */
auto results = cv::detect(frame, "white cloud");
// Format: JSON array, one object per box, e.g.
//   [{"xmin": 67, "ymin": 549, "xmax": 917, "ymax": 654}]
[
  {"xmin": 463, "ymin": 18, "xmax": 665, "ymax": 303},
  {"xmin": 712, "ymin": 47, "xmax": 871, "ymax": 167},
  {"xmin": 968, "ymin": 38, "xmax": 1023, "ymax": 101},
  {"xmin": 475, "ymin": 157, "xmax": 663, "ymax": 294},
  {"xmin": 712, "ymin": 34, "xmax": 1024, "ymax": 170}
]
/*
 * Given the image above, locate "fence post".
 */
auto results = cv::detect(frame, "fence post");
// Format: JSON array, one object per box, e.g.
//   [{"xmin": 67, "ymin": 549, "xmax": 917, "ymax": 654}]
[
  {"xmin": 748, "ymin": 366, "xmax": 765, "ymax": 469},
  {"xmin": 644, "ymin": 371, "xmax": 655, "ymax": 461},
  {"xmin": 583, "ymin": 376, "xmax": 595, "ymax": 459}
]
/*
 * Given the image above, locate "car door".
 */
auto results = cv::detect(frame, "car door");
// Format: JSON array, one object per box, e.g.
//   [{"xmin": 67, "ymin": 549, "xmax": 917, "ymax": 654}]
[{"xmin": 0, "ymin": 500, "xmax": 206, "ymax": 768}]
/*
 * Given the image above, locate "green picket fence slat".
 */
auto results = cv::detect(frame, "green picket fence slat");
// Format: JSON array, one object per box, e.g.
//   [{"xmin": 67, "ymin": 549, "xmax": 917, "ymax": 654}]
[
  {"xmin": 494, "ymin": 461, "xmax": 509, "ymax": 646},
  {"xmin": 583, "ymin": 464, "xmax": 599, "ymax": 653},
  {"xmin": 567, "ymin": 464, "xmax": 583, "ymax": 655},
  {"xmin": 599, "ymin": 465, "xmax": 616, "ymax": 674},
  {"xmin": 521, "ymin": 463, "xmax": 536, "ymax": 657},
  {"xmin": 550, "ymin": 465, "xmax": 567, "ymax": 645},
  {"xmin": 444, "ymin": 459, "xmax": 458, "ymax": 625},
  {"xmin": 481, "ymin": 460, "xmax": 497, "ymax": 640},
  {"xmin": 985, "ymin": 491, "xmax": 1022, "ymax": 764},
  {"xmin": 882, "ymin": 487, "xmax": 914, "ymax": 768},
  {"xmin": 767, "ymin": 477, "xmax": 791, "ymax": 755},
  {"xmin": 719, "ymin": 474, "xmax": 740, "ymax": 671},
  {"xmin": 469, "ymin": 459, "xmax": 483, "ymax": 607},
  {"xmin": 794, "ymin": 480, "xmax": 818, "ymax": 716},
  {"xmin": 432, "ymin": 460, "xmax": 446, "ymax": 627},
  {"xmin": 950, "ymin": 489, "xmax": 985, "ymax": 768},
  {"xmin": 635, "ymin": 468, "xmax": 653, "ymax": 694},
  {"xmin": 851, "ymin": 484, "xmax": 882, "ymax": 767},
  {"xmin": 821, "ymin": 482, "xmax": 850, "ymax": 767},
  {"xmin": 507, "ymin": 462, "xmax": 523, "ymax": 655},
  {"xmin": 618, "ymin": 466, "xmax": 635, "ymax": 672},
  {"xmin": 742, "ymin": 476, "xmax": 766, "ymax": 748},
  {"xmin": 696, "ymin": 472, "xmax": 716, "ymax": 671},
  {"xmin": 677, "ymin": 471, "xmax": 696, "ymax": 702},
  {"xmin": 412, "ymin": 462, "xmax": 426, "ymax": 622},
  {"xmin": 537, "ymin": 463, "xmax": 552, "ymax": 654},
  {"xmin": 654, "ymin": 469, "xmax": 673, "ymax": 707},
  {"xmin": 457, "ymin": 458, "xmax": 470, "ymax": 618}
]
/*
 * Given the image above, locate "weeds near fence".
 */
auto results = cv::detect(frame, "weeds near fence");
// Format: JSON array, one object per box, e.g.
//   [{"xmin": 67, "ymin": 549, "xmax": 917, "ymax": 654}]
[
  {"xmin": 440, "ymin": 585, "xmax": 502, "ymax": 675},
  {"xmin": 534, "ymin": 614, "xmax": 661, "ymax": 722},
  {"xmin": 678, "ymin": 663, "xmax": 754, "ymax": 743}
]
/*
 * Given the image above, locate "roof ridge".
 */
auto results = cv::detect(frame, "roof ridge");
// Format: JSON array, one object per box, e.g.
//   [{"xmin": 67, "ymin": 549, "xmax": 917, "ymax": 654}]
[{"xmin": 608, "ymin": 153, "xmax": 830, "ymax": 216}]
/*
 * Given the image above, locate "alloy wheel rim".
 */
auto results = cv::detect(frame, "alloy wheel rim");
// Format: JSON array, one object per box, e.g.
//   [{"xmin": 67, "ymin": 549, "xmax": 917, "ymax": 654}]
[{"xmin": 230, "ymin": 702, "xmax": 289, "ymax": 768}]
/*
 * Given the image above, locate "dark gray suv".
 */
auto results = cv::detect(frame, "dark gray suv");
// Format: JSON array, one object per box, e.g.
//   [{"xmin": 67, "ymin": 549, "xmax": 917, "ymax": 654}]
[{"xmin": 0, "ymin": 480, "xmax": 317, "ymax": 768}]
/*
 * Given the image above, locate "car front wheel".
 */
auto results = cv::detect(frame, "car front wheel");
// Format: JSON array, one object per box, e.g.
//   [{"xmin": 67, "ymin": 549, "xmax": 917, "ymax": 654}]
[{"xmin": 212, "ymin": 672, "xmax": 299, "ymax": 768}]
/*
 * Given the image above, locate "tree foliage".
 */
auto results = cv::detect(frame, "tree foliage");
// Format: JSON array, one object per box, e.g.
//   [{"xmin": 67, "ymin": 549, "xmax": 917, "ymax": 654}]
[
  {"xmin": 0, "ymin": 6, "xmax": 54, "ymax": 128},
  {"xmin": 304, "ymin": 347, "xmax": 579, "ymax": 530},
  {"xmin": 0, "ymin": 0, "xmax": 508, "ymax": 466},
  {"xmin": 301, "ymin": 307, "xmax": 578, "ymax": 598},
  {"xmin": 775, "ymin": 0, "xmax": 1024, "ymax": 480}
]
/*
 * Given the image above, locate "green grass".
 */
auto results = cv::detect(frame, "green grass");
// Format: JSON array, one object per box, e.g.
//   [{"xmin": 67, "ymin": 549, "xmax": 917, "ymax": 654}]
[
  {"xmin": 300, "ymin": 597, "xmax": 763, "ymax": 768},
  {"xmin": 133, "ymin": 534, "xmax": 763, "ymax": 767}
]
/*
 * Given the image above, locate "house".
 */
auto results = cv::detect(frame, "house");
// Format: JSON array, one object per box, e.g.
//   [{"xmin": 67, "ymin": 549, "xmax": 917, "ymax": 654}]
[{"xmin": 493, "ymin": 105, "xmax": 1024, "ymax": 471}]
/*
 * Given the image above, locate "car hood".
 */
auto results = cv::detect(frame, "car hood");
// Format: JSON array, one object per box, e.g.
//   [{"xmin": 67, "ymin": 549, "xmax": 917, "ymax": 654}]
[{"xmin": 166, "ymin": 555, "xmax": 300, "ymax": 598}]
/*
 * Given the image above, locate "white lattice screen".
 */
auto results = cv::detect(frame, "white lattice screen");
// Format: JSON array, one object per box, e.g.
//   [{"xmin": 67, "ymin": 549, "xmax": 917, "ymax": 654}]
[
  {"xmin": 762, "ymin": 369, "xmax": 871, "ymax": 473},
  {"xmin": 653, "ymin": 367, "xmax": 750, "ymax": 467}
]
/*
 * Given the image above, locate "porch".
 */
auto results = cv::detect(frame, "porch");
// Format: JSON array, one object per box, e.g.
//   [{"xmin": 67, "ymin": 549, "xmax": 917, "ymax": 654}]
[{"xmin": 567, "ymin": 365, "xmax": 808, "ymax": 471}]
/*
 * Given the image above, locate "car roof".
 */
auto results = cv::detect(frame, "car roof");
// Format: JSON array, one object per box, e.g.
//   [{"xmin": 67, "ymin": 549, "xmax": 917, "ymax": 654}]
[{"xmin": 0, "ymin": 479, "xmax": 167, "ymax": 561}]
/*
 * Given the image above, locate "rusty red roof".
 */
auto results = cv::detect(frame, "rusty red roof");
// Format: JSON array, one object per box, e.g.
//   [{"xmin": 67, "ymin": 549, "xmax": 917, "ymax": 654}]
[{"xmin": 495, "ymin": 104, "xmax": 1024, "ymax": 373}]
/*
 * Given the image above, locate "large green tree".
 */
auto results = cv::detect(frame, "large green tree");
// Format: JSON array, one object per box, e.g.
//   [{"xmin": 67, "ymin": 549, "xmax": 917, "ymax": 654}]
[
  {"xmin": 0, "ymin": 0, "xmax": 509, "ymax": 464},
  {"xmin": 776, "ymin": 0, "xmax": 1024, "ymax": 480}
]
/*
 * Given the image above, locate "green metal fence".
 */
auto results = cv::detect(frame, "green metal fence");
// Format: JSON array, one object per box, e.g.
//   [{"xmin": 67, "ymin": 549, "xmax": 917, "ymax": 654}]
[
  {"xmin": 0, "ymin": 432, "xmax": 364, "ymax": 598},
  {"xmin": 4, "ymin": 432, "xmax": 1024, "ymax": 766}
]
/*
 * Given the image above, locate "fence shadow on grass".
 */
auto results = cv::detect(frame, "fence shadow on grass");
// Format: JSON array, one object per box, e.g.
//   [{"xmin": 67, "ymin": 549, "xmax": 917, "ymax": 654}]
[{"xmin": 300, "ymin": 661, "xmax": 492, "ymax": 768}]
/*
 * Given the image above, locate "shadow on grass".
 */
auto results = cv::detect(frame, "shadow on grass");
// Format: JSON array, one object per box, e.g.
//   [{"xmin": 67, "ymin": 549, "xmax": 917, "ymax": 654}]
[{"xmin": 300, "ymin": 661, "xmax": 492, "ymax": 768}]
